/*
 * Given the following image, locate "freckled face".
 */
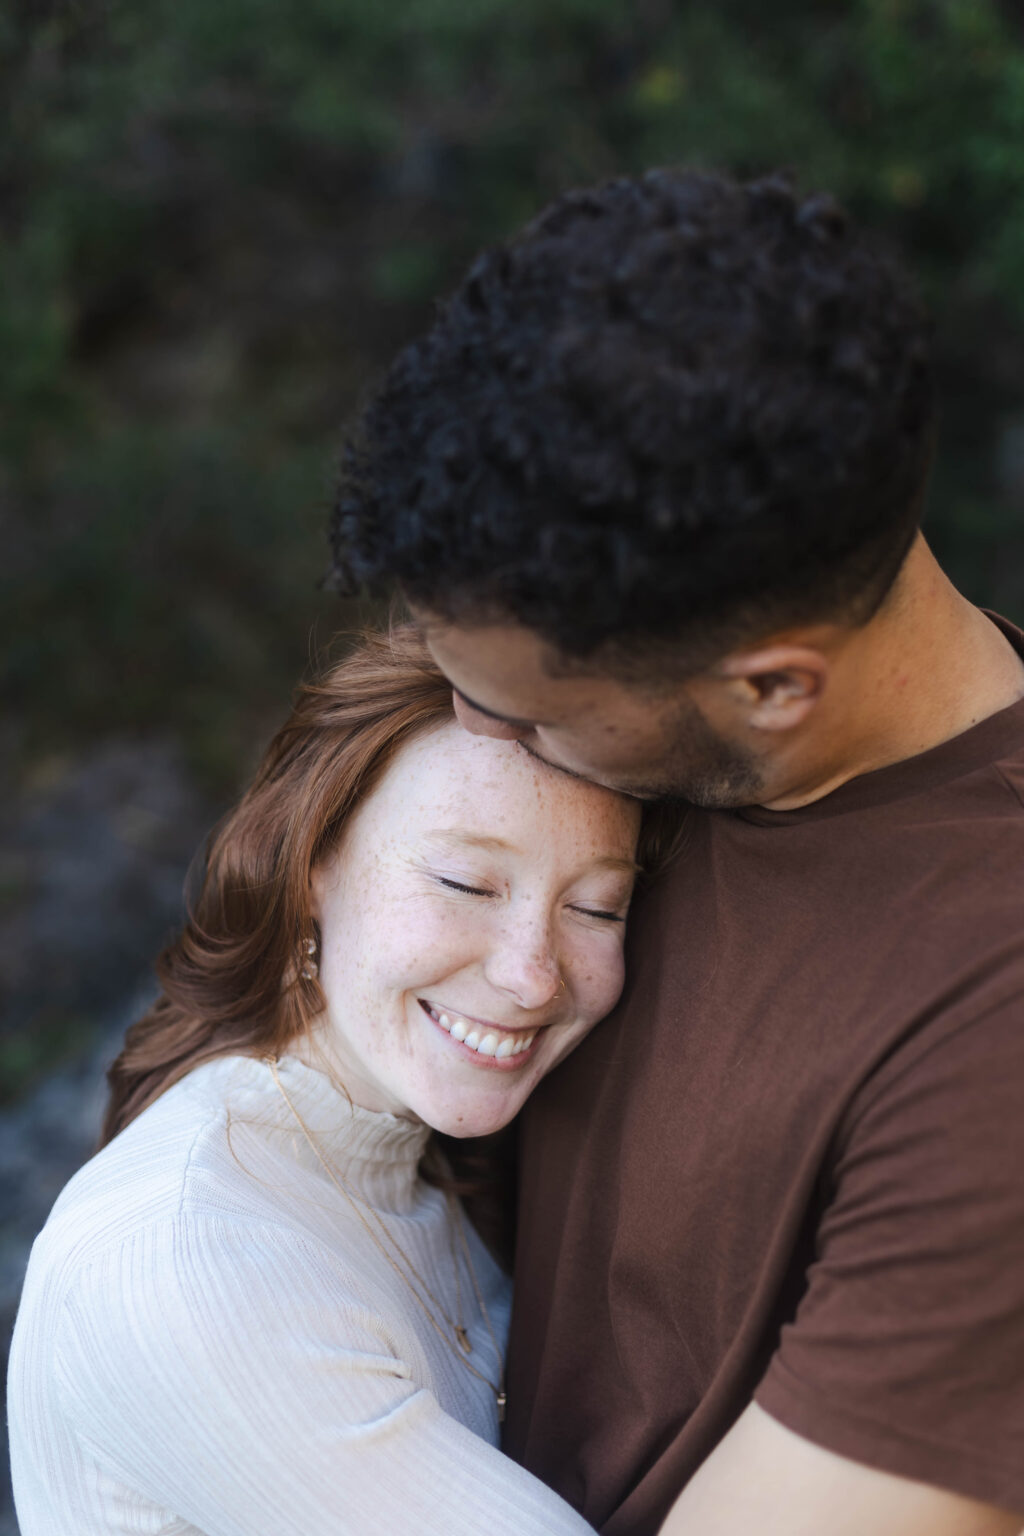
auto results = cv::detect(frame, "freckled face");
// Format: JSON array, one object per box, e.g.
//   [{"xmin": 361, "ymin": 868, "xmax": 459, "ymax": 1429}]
[{"xmin": 308, "ymin": 722, "xmax": 641, "ymax": 1137}]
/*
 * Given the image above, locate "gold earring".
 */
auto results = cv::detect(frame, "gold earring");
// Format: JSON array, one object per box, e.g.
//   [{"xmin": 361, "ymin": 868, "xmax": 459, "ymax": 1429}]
[{"xmin": 300, "ymin": 936, "xmax": 319, "ymax": 980}]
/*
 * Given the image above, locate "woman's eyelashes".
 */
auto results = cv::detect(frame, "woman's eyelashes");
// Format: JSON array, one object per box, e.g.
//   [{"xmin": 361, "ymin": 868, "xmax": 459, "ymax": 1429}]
[
  {"xmin": 435, "ymin": 875, "xmax": 493, "ymax": 897},
  {"xmin": 569, "ymin": 904, "xmax": 627, "ymax": 924},
  {"xmin": 429, "ymin": 871, "xmax": 629, "ymax": 921}
]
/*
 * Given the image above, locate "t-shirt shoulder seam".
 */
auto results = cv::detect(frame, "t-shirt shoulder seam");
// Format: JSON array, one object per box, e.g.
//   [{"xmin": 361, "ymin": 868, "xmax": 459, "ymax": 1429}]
[{"xmin": 837, "ymin": 979, "xmax": 1024, "ymax": 1135}]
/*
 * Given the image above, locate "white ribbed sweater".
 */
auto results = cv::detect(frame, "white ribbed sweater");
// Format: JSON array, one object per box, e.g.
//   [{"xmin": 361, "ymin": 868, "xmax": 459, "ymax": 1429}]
[{"xmin": 8, "ymin": 1054, "xmax": 594, "ymax": 1535}]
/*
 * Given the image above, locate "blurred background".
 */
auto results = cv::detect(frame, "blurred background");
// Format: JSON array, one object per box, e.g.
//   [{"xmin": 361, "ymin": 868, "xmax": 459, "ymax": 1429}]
[{"xmin": 3, "ymin": 0, "xmax": 1024, "ymax": 1523}]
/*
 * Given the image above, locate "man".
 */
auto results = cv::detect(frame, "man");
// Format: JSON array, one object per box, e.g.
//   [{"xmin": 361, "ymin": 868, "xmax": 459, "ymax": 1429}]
[{"xmin": 329, "ymin": 170, "xmax": 1024, "ymax": 1534}]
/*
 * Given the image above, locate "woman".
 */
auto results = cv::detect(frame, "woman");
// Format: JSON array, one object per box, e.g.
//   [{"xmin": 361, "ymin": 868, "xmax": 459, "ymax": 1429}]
[{"xmin": 9, "ymin": 626, "xmax": 678, "ymax": 1536}]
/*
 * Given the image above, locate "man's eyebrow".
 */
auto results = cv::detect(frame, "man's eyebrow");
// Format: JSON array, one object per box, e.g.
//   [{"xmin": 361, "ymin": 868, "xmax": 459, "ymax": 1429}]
[{"xmin": 453, "ymin": 687, "xmax": 536, "ymax": 729}]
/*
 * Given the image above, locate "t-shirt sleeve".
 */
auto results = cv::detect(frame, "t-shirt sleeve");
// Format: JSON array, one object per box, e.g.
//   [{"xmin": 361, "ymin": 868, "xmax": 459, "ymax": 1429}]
[
  {"xmin": 756, "ymin": 993, "xmax": 1024, "ymax": 1514},
  {"xmin": 54, "ymin": 1213, "xmax": 594, "ymax": 1536}
]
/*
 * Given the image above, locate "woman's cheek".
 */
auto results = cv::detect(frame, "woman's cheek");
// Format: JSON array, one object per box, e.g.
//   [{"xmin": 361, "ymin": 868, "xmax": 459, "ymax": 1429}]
[
  {"xmin": 572, "ymin": 933, "xmax": 628, "ymax": 1023},
  {"xmin": 391, "ymin": 904, "xmax": 488, "ymax": 978}
]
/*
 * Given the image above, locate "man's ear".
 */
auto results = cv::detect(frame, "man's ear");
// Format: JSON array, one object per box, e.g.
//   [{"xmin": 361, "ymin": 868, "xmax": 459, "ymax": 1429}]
[{"xmin": 716, "ymin": 645, "xmax": 830, "ymax": 732}]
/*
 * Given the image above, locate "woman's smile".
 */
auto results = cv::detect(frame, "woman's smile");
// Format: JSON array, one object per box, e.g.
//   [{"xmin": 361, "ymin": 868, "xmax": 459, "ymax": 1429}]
[{"xmin": 419, "ymin": 998, "xmax": 541, "ymax": 1065}]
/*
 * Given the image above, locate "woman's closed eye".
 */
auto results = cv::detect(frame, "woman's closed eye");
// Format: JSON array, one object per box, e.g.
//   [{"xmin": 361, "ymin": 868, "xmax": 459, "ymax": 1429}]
[
  {"xmin": 435, "ymin": 875, "xmax": 494, "ymax": 897},
  {"xmin": 432, "ymin": 874, "xmax": 629, "ymax": 919},
  {"xmin": 569, "ymin": 904, "xmax": 626, "ymax": 924}
]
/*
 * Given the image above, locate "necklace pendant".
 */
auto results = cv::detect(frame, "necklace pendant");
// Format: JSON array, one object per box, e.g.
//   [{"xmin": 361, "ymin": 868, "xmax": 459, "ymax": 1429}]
[
  {"xmin": 496, "ymin": 1389, "xmax": 507, "ymax": 1423},
  {"xmin": 455, "ymin": 1325, "xmax": 472, "ymax": 1354}
]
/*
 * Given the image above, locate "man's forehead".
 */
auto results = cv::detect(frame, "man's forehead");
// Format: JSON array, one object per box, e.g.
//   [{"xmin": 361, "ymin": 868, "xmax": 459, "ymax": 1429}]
[{"xmin": 417, "ymin": 611, "xmax": 557, "ymax": 669}]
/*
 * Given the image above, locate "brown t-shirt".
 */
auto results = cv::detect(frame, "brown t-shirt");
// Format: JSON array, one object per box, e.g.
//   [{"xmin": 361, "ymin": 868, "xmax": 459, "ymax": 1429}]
[{"xmin": 505, "ymin": 616, "xmax": 1024, "ymax": 1532}]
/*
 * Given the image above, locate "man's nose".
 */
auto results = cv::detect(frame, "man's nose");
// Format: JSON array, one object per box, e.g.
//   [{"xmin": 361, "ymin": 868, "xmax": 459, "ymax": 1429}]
[{"xmin": 452, "ymin": 690, "xmax": 524, "ymax": 741}]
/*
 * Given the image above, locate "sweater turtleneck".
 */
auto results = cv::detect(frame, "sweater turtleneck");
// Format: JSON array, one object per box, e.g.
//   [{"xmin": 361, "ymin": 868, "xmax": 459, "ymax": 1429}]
[{"xmin": 189, "ymin": 1052, "xmax": 431, "ymax": 1215}]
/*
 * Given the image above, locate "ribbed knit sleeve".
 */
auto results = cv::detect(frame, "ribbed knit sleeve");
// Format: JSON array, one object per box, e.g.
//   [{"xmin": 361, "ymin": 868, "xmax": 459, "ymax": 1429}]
[
  {"xmin": 11, "ymin": 1057, "xmax": 595, "ymax": 1533},
  {"xmin": 54, "ymin": 1211, "xmax": 594, "ymax": 1536}
]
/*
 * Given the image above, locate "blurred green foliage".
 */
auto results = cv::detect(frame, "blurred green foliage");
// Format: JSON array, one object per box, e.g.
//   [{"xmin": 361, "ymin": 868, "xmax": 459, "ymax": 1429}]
[{"xmin": 3, "ymin": 0, "xmax": 1024, "ymax": 787}]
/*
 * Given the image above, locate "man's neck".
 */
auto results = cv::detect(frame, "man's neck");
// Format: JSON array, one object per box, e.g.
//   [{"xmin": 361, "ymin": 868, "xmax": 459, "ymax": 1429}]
[{"xmin": 762, "ymin": 539, "xmax": 1024, "ymax": 811}]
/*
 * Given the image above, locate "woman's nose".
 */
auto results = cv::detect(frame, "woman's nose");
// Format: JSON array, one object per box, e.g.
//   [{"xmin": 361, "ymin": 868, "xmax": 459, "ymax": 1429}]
[{"xmin": 484, "ymin": 918, "xmax": 563, "ymax": 1011}]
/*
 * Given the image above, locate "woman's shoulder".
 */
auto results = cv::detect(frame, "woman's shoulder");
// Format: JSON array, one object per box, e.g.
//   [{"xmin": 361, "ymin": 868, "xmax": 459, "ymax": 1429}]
[{"xmin": 24, "ymin": 1055, "xmax": 298, "ymax": 1292}]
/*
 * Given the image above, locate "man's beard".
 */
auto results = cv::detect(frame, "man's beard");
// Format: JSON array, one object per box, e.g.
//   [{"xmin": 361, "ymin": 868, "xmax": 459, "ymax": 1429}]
[{"xmin": 617, "ymin": 695, "xmax": 766, "ymax": 808}]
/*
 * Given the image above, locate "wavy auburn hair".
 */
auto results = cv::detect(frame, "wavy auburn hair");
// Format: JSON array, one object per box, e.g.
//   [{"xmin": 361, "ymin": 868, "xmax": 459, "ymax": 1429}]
[{"xmin": 102, "ymin": 624, "xmax": 681, "ymax": 1147}]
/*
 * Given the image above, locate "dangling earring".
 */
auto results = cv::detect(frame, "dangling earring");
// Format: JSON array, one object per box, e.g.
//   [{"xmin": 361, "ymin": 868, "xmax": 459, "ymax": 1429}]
[{"xmin": 300, "ymin": 936, "xmax": 319, "ymax": 980}]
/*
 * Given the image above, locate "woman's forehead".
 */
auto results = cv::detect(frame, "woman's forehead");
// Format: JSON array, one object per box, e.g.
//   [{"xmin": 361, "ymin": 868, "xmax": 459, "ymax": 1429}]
[{"xmin": 371, "ymin": 724, "xmax": 639, "ymax": 846}]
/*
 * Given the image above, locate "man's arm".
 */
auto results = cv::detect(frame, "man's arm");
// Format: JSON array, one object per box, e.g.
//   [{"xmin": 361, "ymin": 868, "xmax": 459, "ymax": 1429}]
[{"xmin": 660, "ymin": 1405, "xmax": 1022, "ymax": 1536}]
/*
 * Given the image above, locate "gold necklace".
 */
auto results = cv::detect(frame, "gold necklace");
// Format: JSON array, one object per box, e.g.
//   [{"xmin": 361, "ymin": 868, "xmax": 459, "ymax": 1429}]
[{"xmin": 266, "ymin": 1058, "xmax": 507, "ymax": 1421}]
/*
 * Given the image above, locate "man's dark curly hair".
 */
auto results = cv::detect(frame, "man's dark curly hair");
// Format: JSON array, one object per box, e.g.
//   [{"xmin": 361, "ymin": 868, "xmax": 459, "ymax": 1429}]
[{"xmin": 330, "ymin": 168, "xmax": 934, "ymax": 668}]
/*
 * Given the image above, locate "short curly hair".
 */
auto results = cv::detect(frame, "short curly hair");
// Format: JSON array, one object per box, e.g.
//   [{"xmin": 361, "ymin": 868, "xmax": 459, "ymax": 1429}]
[{"xmin": 330, "ymin": 169, "xmax": 934, "ymax": 668}]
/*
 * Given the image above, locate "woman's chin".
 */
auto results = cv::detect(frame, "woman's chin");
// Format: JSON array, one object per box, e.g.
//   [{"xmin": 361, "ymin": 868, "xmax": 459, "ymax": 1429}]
[{"xmin": 417, "ymin": 1091, "xmax": 526, "ymax": 1140}]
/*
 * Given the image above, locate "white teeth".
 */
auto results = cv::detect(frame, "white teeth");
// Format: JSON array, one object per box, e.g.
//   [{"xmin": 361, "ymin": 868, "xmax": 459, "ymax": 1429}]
[{"xmin": 426, "ymin": 1003, "xmax": 537, "ymax": 1058}]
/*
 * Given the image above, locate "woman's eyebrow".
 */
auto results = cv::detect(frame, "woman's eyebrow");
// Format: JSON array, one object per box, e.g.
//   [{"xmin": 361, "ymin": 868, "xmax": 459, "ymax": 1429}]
[
  {"xmin": 422, "ymin": 829, "xmax": 516, "ymax": 854},
  {"xmin": 593, "ymin": 856, "xmax": 643, "ymax": 876},
  {"xmin": 423, "ymin": 831, "xmax": 641, "ymax": 877}
]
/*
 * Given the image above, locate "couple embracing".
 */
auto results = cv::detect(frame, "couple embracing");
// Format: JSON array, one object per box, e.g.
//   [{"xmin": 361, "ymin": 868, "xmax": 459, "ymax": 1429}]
[{"xmin": 10, "ymin": 170, "xmax": 1024, "ymax": 1536}]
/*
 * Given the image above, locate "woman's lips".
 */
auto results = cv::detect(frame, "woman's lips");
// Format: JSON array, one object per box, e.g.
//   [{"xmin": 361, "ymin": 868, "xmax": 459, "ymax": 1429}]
[{"xmin": 419, "ymin": 999, "xmax": 538, "ymax": 1063}]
